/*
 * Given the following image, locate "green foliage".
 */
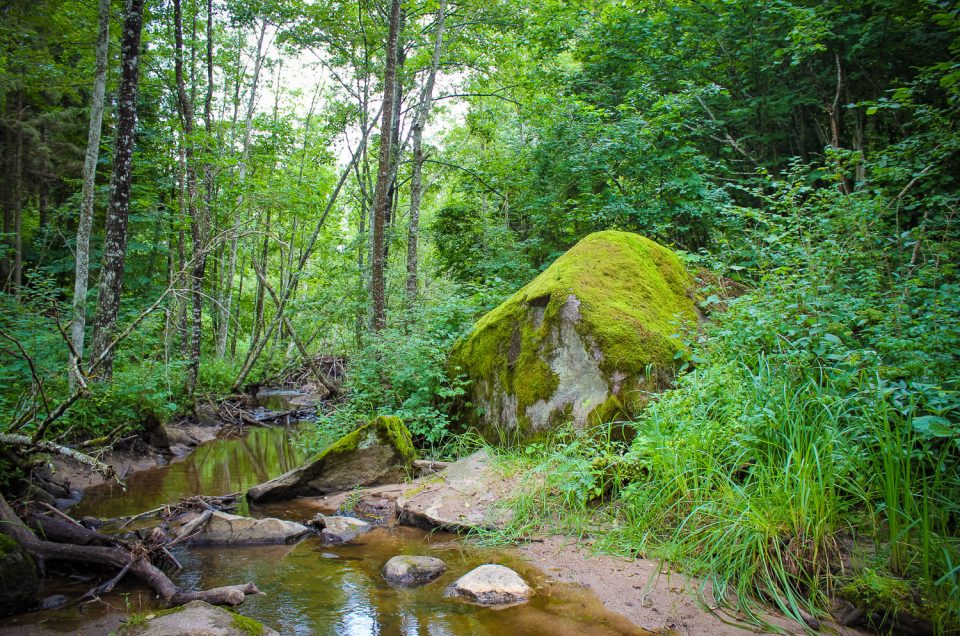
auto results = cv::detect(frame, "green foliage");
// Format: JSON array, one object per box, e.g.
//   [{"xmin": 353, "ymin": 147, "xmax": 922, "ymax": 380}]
[
  {"xmin": 311, "ymin": 292, "xmax": 474, "ymax": 446},
  {"xmin": 473, "ymin": 152, "xmax": 959, "ymax": 630}
]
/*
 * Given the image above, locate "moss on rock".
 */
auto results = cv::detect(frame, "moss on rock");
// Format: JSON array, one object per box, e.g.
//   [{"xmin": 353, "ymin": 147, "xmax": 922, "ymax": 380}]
[
  {"xmin": 0, "ymin": 533, "xmax": 39, "ymax": 617},
  {"xmin": 247, "ymin": 416, "xmax": 416, "ymax": 502},
  {"xmin": 450, "ymin": 231, "xmax": 697, "ymax": 442}
]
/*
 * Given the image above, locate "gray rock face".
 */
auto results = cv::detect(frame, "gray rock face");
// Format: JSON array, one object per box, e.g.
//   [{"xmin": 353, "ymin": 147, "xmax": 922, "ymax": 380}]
[
  {"xmin": 193, "ymin": 511, "xmax": 310, "ymax": 545},
  {"xmin": 382, "ymin": 555, "xmax": 447, "ymax": 586},
  {"xmin": 397, "ymin": 450, "xmax": 514, "ymax": 532},
  {"xmin": 121, "ymin": 600, "xmax": 279, "ymax": 636},
  {"xmin": 0, "ymin": 534, "xmax": 38, "ymax": 617},
  {"xmin": 311, "ymin": 515, "xmax": 372, "ymax": 544},
  {"xmin": 246, "ymin": 417, "xmax": 415, "ymax": 503},
  {"xmin": 445, "ymin": 564, "xmax": 533, "ymax": 605}
]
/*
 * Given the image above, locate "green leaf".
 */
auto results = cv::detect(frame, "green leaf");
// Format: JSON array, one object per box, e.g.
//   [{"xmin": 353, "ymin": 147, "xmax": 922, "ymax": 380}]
[{"xmin": 912, "ymin": 416, "xmax": 955, "ymax": 438}]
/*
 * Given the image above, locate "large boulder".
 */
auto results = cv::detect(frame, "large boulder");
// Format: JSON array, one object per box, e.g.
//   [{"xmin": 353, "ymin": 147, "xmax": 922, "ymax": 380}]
[
  {"xmin": 191, "ymin": 512, "xmax": 310, "ymax": 545},
  {"xmin": 450, "ymin": 231, "xmax": 697, "ymax": 442},
  {"xmin": 247, "ymin": 416, "xmax": 415, "ymax": 503},
  {"xmin": 120, "ymin": 600, "xmax": 279, "ymax": 635},
  {"xmin": 0, "ymin": 534, "xmax": 39, "ymax": 617}
]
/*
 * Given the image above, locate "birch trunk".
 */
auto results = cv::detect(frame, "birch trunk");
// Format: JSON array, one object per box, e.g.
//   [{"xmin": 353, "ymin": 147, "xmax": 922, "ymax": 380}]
[
  {"xmin": 406, "ymin": 0, "xmax": 447, "ymax": 305},
  {"xmin": 90, "ymin": 0, "xmax": 147, "ymax": 380},
  {"xmin": 215, "ymin": 20, "xmax": 267, "ymax": 358}
]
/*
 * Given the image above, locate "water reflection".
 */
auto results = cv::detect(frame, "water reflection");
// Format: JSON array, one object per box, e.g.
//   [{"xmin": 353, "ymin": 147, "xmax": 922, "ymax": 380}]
[{"xmin": 72, "ymin": 425, "xmax": 309, "ymax": 518}]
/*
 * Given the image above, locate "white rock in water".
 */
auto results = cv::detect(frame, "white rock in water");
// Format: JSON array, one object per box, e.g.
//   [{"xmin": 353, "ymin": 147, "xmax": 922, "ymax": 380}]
[
  {"xmin": 194, "ymin": 511, "xmax": 310, "ymax": 545},
  {"xmin": 313, "ymin": 514, "xmax": 372, "ymax": 544},
  {"xmin": 382, "ymin": 555, "xmax": 447, "ymax": 586},
  {"xmin": 445, "ymin": 564, "xmax": 533, "ymax": 605}
]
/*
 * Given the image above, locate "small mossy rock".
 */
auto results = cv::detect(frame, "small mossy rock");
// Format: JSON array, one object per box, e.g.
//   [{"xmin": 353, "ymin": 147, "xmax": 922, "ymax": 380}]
[
  {"xmin": 382, "ymin": 555, "xmax": 447, "ymax": 586},
  {"xmin": 444, "ymin": 564, "xmax": 533, "ymax": 605},
  {"xmin": 247, "ymin": 416, "xmax": 415, "ymax": 503},
  {"xmin": 192, "ymin": 511, "xmax": 310, "ymax": 545},
  {"xmin": 450, "ymin": 231, "xmax": 697, "ymax": 442},
  {"xmin": 0, "ymin": 533, "xmax": 39, "ymax": 617},
  {"xmin": 121, "ymin": 600, "xmax": 279, "ymax": 635},
  {"xmin": 310, "ymin": 514, "xmax": 372, "ymax": 544}
]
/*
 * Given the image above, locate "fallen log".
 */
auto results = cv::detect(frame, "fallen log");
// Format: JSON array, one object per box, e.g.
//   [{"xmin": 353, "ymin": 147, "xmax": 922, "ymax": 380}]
[{"xmin": 0, "ymin": 493, "xmax": 261, "ymax": 607}]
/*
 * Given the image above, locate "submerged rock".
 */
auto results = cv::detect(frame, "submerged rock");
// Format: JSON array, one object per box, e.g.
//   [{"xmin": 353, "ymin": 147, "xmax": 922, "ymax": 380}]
[
  {"xmin": 445, "ymin": 564, "xmax": 533, "ymax": 605},
  {"xmin": 310, "ymin": 514, "xmax": 371, "ymax": 544},
  {"xmin": 0, "ymin": 534, "xmax": 39, "ymax": 617},
  {"xmin": 120, "ymin": 600, "xmax": 279, "ymax": 635},
  {"xmin": 38, "ymin": 594, "xmax": 69, "ymax": 610},
  {"xmin": 246, "ymin": 416, "xmax": 415, "ymax": 503},
  {"xmin": 397, "ymin": 450, "xmax": 514, "ymax": 532},
  {"xmin": 382, "ymin": 555, "xmax": 447, "ymax": 587},
  {"xmin": 193, "ymin": 511, "xmax": 310, "ymax": 545},
  {"xmin": 450, "ymin": 230, "xmax": 698, "ymax": 442}
]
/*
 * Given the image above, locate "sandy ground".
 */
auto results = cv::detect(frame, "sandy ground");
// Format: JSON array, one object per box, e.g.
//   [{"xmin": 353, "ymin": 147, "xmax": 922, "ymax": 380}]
[{"xmin": 519, "ymin": 536, "xmax": 868, "ymax": 636}]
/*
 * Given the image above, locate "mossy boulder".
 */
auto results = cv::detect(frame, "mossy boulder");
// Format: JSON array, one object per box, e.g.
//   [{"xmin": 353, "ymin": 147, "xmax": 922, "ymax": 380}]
[
  {"xmin": 247, "ymin": 416, "xmax": 415, "ymax": 503},
  {"xmin": 120, "ymin": 600, "xmax": 279, "ymax": 635},
  {"xmin": 450, "ymin": 231, "xmax": 697, "ymax": 443},
  {"xmin": 0, "ymin": 533, "xmax": 39, "ymax": 617}
]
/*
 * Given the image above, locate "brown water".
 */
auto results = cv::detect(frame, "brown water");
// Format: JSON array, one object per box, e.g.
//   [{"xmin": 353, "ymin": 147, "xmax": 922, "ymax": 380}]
[{"xmin": 1, "ymin": 425, "xmax": 653, "ymax": 636}]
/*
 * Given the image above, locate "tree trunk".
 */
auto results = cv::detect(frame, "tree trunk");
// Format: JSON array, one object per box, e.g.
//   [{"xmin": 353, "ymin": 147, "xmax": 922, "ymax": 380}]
[
  {"xmin": 90, "ymin": 0, "xmax": 147, "ymax": 380},
  {"xmin": 216, "ymin": 20, "xmax": 267, "ymax": 359},
  {"xmin": 406, "ymin": 0, "xmax": 447, "ymax": 306},
  {"xmin": 370, "ymin": 0, "xmax": 402, "ymax": 333},
  {"xmin": 175, "ymin": 0, "xmax": 203, "ymax": 396}
]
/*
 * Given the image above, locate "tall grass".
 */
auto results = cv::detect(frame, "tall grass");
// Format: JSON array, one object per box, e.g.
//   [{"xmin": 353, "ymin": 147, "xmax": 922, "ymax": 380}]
[{"xmin": 474, "ymin": 357, "xmax": 959, "ymax": 632}]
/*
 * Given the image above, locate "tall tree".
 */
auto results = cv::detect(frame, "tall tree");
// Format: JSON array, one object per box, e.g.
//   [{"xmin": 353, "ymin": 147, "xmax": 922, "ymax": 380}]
[
  {"xmin": 369, "ymin": 0, "xmax": 402, "ymax": 332},
  {"xmin": 90, "ymin": 0, "xmax": 147, "ymax": 379},
  {"xmin": 174, "ymin": 0, "xmax": 203, "ymax": 395},
  {"xmin": 405, "ymin": 0, "xmax": 447, "ymax": 305},
  {"xmin": 70, "ymin": 0, "xmax": 111, "ymax": 387},
  {"xmin": 216, "ymin": 19, "xmax": 268, "ymax": 358}
]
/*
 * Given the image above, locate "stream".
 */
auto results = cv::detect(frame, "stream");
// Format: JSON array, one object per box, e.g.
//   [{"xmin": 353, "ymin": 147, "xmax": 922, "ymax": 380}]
[{"xmin": 0, "ymin": 404, "xmax": 652, "ymax": 636}]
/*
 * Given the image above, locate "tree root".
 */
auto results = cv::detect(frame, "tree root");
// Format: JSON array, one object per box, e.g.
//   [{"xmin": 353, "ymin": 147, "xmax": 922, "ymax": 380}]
[{"xmin": 0, "ymin": 493, "xmax": 262, "ymax": 607}]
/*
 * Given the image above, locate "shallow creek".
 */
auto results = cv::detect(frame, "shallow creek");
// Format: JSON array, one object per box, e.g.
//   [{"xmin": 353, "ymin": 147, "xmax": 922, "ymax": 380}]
[{"xmin": 0, "ymin": 423, "xmax": 653, "ymax": 635}]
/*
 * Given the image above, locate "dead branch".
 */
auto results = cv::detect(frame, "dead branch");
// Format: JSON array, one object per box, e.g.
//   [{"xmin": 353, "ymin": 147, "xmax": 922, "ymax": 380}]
[{"xmin": 0, "ymin": 493, "xmax": 261, "ymax": 607}]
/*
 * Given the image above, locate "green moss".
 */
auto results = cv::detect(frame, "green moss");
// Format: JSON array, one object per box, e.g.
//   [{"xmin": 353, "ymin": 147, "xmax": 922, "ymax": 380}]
[
  {"xmin": 306, "ymin": 416, "xmax": 416, "ymax": 469},
  {"xmin": 374, "ymin": 415, "xmax": 417, "ymax": 465},
  {"xmin": 229, "ymin": 610, "xmax": 267, "ymax": 636},
  {"xmin": 451, "ymin": 231, "xmax": 696, "ymax": 441},
  {"xmin": 840, "ymin": 569, "xmax": 914, "ymax": 616},
  {"xmin": 0, "ymin": 533, "xmax": 15, "ymax": 558}
]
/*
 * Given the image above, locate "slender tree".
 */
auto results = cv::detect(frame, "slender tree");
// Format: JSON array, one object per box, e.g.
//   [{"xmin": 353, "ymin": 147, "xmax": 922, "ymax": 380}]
[
  {"xmin": 70, "ymin": 0, "xmax": 110, "ymax": 386},
  {"xmin": 370, "ymin": 0, "xmax": 402, "ymax": 332},
  {"xmin": 174, "ymin": 0, "xmax": 204, "ymax": 395},
  {"xmin": 405, "ymin": 0, "xmax": 447, "ymax": 305},
  {"xmin": 90, "ymin": 0, "xmax": 147, "ymax": 379}
]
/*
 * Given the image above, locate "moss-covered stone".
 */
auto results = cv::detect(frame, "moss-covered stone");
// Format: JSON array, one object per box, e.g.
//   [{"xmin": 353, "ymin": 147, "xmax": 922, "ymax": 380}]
[
  {"xmin": 0, "ymin": 533, "xmax": 39, "ymax": 617},
  {"xmin": 247, "ymin": 416, "xmax": 416, "ymax": 502},
  {"xmin": 450, "ymin": 231, "xmax": 697, "ymax": 442},
  {"xmin": 120, "ymin": 600, "xmax": 278, "ymax": 635}
]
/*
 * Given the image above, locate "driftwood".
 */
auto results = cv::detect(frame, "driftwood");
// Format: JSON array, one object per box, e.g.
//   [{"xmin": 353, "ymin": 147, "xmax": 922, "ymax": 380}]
[{"xmin": 0, "ymin": 493, "xmax": 261, "ymax": 607}]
